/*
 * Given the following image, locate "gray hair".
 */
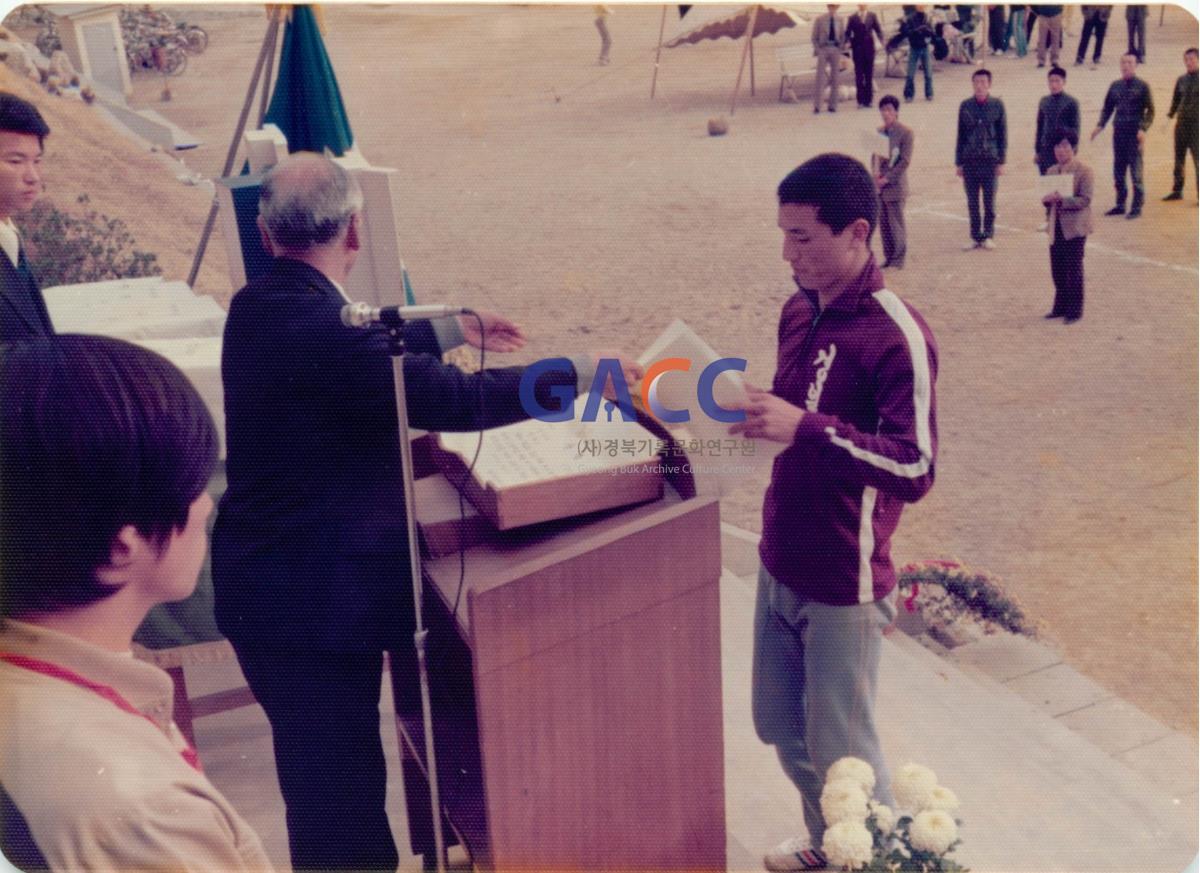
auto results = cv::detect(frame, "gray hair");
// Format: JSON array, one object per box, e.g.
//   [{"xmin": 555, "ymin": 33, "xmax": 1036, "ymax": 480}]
[{"xmin": 258, "ymin": 152, "xmax": 364, "ymax": 252}]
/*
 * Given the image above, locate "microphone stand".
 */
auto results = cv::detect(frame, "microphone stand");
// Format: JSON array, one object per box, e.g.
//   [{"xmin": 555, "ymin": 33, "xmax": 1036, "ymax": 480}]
[{"xmin": 378, "ymin": 308, "xmax": 447, "ymax": 873}]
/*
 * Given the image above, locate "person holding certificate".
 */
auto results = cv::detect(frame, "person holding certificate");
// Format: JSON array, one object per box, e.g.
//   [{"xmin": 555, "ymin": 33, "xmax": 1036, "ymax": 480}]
[{"xmin": 1041, "ymin": 128, "xmax": 1093, "ymax": 324}]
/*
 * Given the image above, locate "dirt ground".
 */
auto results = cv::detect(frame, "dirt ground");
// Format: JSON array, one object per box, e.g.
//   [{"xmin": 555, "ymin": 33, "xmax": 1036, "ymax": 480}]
[{"xmin": 17, "ymin": 3, "xmax": 1199, "ymax": 732}]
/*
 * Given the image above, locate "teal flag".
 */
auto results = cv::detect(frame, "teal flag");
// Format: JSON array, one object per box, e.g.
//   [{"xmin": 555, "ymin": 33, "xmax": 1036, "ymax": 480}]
[{"xmin": 264, "ymin": 6, "xmax": 354, "ymax": 156}]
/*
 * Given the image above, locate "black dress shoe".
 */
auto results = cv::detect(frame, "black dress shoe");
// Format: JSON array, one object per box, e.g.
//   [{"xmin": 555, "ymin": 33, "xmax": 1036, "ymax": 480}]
[
  {"xmin": 1104, "ymin": 206, "xmax": 1126, "ymax": 216},
  {"xmin": 1044, "ymin": 311, "xmax": 1062, "ymax": 319},
  {"xmin": 1126, "ymin": 208, "xmax": 1142, "ymax": 219},
  {"xmin": 1064, "ymin": 316, "xmax": 1081, "ymax": 324},
  {"xmin": 1162, "ymin": 191, "xmax": 1183, "ymax": 201}
]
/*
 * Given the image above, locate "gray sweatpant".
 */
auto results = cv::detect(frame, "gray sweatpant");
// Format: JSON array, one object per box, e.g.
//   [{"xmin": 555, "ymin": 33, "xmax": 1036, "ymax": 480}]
[{"xmin": 751, "ymin": 565, "xmax": 896, "ymax": 845}]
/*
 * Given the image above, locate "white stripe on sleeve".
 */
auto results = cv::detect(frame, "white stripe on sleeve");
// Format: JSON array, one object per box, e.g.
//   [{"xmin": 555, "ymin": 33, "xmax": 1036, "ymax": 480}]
[{"xmin": 824, "ymin": 289, "xmax": 933, "ymax": 479}]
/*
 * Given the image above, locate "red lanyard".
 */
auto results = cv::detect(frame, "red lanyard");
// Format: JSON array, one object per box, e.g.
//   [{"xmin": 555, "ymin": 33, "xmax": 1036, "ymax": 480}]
[{"xmin": 0, "ymin": 652, "xmax": 203, "ymax": 773}]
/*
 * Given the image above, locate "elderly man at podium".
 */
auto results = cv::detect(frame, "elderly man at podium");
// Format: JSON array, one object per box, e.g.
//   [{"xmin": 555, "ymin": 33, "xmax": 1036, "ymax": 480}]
[
  {"xmin": 732, "ymin": 154, "xmax": 938, "ymax": 872},
  {"xmin": 211, "ymin": 152, "xmax": 639, "ymax": 872}
]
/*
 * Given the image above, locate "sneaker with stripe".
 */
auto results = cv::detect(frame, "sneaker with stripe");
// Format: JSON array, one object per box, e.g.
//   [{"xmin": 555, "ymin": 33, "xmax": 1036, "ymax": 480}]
[{"xmin": 763, "ymin": 836, "xmax": 827, "ymax": 871}]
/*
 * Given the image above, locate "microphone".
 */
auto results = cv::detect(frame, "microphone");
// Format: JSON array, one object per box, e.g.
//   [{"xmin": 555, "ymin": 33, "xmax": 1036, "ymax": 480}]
[{"xmin": 340, "ymin": 302, "xmax": 472, "ymax": 328}]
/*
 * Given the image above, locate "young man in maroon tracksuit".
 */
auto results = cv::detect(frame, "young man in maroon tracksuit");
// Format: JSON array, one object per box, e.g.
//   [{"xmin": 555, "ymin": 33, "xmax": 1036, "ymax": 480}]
[{"xmin": 733, "ymin": 154, "xmax": 938, "ymax": 872}]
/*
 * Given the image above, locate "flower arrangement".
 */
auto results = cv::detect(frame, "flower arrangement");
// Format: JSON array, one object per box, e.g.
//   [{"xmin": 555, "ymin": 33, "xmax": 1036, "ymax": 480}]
[
  {"xmin": 820, "ymin": 757, "xmax": 968, "ymax": 872},
  {"xmin": 897, "ymin": 559, "xmax": 1035, "ymax": 637}
]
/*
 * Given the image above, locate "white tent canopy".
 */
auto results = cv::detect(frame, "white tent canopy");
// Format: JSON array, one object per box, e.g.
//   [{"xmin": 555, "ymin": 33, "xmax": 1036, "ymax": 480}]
[{"xmin": 652, "ymin": 4, "xmax": 813, "ymax": 113}]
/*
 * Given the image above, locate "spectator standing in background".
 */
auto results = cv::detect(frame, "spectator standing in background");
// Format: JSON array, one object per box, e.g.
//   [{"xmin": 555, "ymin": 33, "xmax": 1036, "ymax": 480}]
[
  {"xmin": 1091, "ymin": 52, "xmax": 1154, "ymax": 218},
  {"xmin": 876, "ymin": 95, "xmax": 914, "ymax": 269},
  {"xmin": 812, "ymin": 4, "xmax": 847, "ymax": 114},
  {"xmin": 1076, "ymin": 5, "xmax": 1112, "ymax": 69},
  {"xmin": 594, "ymin": 5, "xmax": 612, "ymax": 65},
  {"xmin": 1041, "ymin": 129, "xmax": 1093, "ymax": 324},
  {"xmin": 902, "ymin": 5, "xmax": 935, "ymax": 102},
  {"xmin": 956, "ymin": 68, "xmax": 1007, "ymax": 250},
  {"xmin": 847, "ymin": 5, "xmax": 883, "ymax": 109},
  {"xmin": 1035, "ymin": 66, "xmax": 1081, "ymax": 174},
  {"xmin": 1008, "ymin": 4, "xmax": 1028, "ymax": 57},
  {"xmin": 1032, "ymin": 5, "xmax": 1063, "ymax": 68},
  {"xmin": 1163, "ymin": 48, "xmax": 1198, "ymax": 202},
  {"xmin": 1126, "ymin": 4, "xmax": 1147, "ymax": 64}
]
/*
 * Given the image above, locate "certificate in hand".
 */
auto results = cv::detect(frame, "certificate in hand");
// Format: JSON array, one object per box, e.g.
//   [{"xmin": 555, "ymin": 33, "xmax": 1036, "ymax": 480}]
[{"xmin": 1035, "ymin": 173, "xmax": 1071, "ymax": 199}]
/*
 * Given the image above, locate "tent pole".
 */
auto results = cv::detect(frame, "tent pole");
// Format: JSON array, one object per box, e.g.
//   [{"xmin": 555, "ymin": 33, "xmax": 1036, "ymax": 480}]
[
  {"xmin": 651, "ymin": 4, "xmax": 668, "ymax": 99},
  {"xmin": 749, "ymin": 16, "xmax": 756, "ymax": 96},
  {"xmin": 186, "ymin": 13, "xmax": 281, "ymax": 288},
  {"xmin": 730, "ymin": 4, "xmax": 759, "ymax": 115}
]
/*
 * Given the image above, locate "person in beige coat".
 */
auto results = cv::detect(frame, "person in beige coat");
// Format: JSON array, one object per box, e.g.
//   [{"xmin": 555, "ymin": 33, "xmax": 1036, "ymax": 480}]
[
  {"xmin": 1041, "ymin": 127, "xmax": 1093, "ymax": 323},
  {"xmin": 876, "ymin": 94, "xmax": 914, "ymax": 269},
  {"xmin": 811, "ymin": 5, "xmax": 846, "ymax": 113},
  {"xmin": 0, "ymin": 335, "xmax": 273, "ymax": 871}
]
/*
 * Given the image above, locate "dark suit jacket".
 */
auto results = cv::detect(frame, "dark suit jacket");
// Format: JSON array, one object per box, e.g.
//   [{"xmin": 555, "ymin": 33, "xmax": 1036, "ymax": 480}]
[
  {"xmin": 211, "ymin": 257, "xmax": 577, "ymax": 651},
  {"xmin": 0, "ymin": 249, "xmax": 53, "ymax": 343},
  {"xmin": 846, "ymin": 11, "xmax": 882, "ymax": 55}
]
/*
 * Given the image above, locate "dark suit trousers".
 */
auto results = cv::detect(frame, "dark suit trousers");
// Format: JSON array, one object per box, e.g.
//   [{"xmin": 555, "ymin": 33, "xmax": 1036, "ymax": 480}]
[
  {"xmin": 1049, "ymin": 232, "xmax": 1086, "ymax": 319},
  {"xmin": 962, "ymin": 161, "xmax": 998, "ymax": 242},
  {"xmin": 853, "ymin": 47, "xmax": 875, "ymax": 106},
  {"xmin": 229, "ymin": 566, "xmax": 447, "ymax": 871},
  {"xmin": 1126, "ymin": 17, "xmax": 1146, "ymax": 61},
  {"xmin": 1113, "ymin": 132, "xmax": 1144, "ymax": 209},
  {"xmin": 1077, "ymin": 16, "xmax": 1107, "ymax": 62},
  {"xmin": 1173, "ymin": 118, "xmax": 1199, "ymax": 194},
  {"xmin": 880, "ymin": 197, "xmax": 907, "ymax": 266}
]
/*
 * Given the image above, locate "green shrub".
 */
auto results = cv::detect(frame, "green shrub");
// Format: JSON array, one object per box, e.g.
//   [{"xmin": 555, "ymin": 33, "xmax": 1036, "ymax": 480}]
[{"xmin": 15, "ymin": 194, "xmax": 160, "ymax": 287}]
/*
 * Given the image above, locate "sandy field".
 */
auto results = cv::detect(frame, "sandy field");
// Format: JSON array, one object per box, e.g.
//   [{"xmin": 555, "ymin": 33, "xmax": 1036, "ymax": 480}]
[{"xmin": 11, "ymin": 3, "xmax": 1198, "ymax": 732}]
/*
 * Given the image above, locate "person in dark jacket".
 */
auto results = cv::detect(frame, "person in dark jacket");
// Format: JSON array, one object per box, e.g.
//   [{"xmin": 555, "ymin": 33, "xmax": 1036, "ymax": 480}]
[
  {"xmin": 846, "ymin": 5, "xmax": 883, "ymax": 108},
  {"xmin": 955, "ymin": 68, "xmax": 1007, "ymax": 249},
  {"xmin": 1126, "ymin": 4, "xmax": 1148, "ymax": 63},
  {"xmin": 211, "ymin": 152, "xmax": 639, "ymax": 872},
  {"xmin": 987, "ymin": 4, "xmax": 1009, "ymax": 55},
  {"xmin": 738, "ymin": 154, "xmax": 937, "ymax": 873},
  {"xmin": 0, "ymin": 92, "xmax": 52, "ymax": 344},
  {"xmin": 902, "ymin": 5, "xmax": 935, "ymax": 102},
  {"xmin": 1091, "ymin": 52, "xmax": 1155, "ymax": 218},
  {"xmin": 1163, "ymin": 47, "xmax": 1198, "ymax": 202},
  {"xmin": 1035, "ymin": 66, "xmax": 1081, "ymax": 174},
  {"xmin": 1075, "ymin": 5, "xmax": 1112, "ymax": 68}
]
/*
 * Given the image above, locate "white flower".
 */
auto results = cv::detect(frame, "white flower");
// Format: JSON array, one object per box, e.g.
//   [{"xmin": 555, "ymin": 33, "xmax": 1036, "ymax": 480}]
[
  {"xmin": 908, "ymin": 809, "xmax": 958, "ymax": 855},
  {"xmin": 926, "ymin": 784, "xmax": 960, "ymax": 812},
  {"xmin": 867, "ymin": 799, "xmax": 896, "ymax": 834},
  {"xmin": 826, "ymin": 756, "xmax": 876, "ymax": 794},
  {"xmin": 822, "ymin": 819, "xmax": 874, "ymax": 870},
  {"xmin": 820, "ymin": 778, "xmax": 869, "ymax": 826},
  {"xmin": 892, "ymin": 762, "xmax": 938, "ymax": 812}
]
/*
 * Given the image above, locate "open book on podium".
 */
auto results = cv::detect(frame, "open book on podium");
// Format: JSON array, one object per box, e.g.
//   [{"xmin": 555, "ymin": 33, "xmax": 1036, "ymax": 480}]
[
  {"xmin": 432, "ymin": 403, "xmax": 665, "ymax": 531},
  {"xmin": 431, "ymin": 320, "xmax": 781, "ymax": 532}
]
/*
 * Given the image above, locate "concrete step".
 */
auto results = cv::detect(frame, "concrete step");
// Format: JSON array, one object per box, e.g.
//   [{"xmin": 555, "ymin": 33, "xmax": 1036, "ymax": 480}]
[{"xmin": 718, "ymin": 525, "xmax": 1198, "ymax": 872}]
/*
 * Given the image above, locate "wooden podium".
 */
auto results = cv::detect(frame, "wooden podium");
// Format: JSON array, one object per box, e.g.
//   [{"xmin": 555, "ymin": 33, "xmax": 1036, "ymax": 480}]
[{"xmin": 400, "ymin": 481, "xmax": 725, "ymax": 871}]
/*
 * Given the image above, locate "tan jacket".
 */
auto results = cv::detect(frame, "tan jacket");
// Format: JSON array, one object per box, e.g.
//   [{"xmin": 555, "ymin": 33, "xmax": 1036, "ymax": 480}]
[
  {"xmin": 811, "ymin": 12, "xmax": 846, "ymax": 52},
  {"xmin": 0, "ymin": 619, "xmax": 274, "ymax": 872},
  {"xmin": 880, "ymin": 121, "xmax": 914, "ymax": 202},
  {"xmin": 1047, "ymin": 157, "xmax": 1094, "ymax": 240}
]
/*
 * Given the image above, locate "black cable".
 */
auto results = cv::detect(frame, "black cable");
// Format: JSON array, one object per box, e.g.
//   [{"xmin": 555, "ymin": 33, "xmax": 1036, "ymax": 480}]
[{"xmin": 452, "ymin": 311, "xmax": 486, "ymax": 624}]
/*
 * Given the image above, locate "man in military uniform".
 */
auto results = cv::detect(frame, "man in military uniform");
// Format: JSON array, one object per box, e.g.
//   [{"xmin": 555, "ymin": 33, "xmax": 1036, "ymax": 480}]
[
  {"xmin": 1163, "ymin": 48, "xmax": 1198, "ymax": 202},
  {"xmin": 1091, "ymin": 53, "xmax": 1154, "ymax": 219}
]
